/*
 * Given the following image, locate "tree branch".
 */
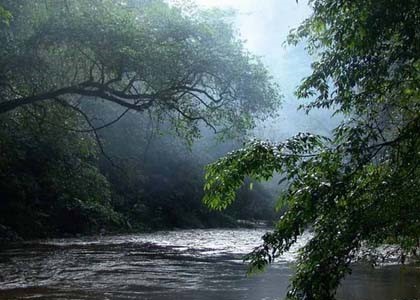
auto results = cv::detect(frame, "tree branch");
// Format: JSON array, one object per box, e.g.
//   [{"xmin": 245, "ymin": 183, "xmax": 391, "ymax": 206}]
[
  {"xmin": 53, "ymin": 97, "xmax": 119, "ymax": 169},
  {"xmin": 0, "ymin": 82, "xmax": 155, "ymax": 114}
]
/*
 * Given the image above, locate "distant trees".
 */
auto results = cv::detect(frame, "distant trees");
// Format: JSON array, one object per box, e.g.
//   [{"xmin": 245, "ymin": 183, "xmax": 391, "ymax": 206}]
[
  {"xmin": 204, "ymin": 0, "xmax": 420, "ymax": 299},
  {"xmin": 95, "ymin": 104, "xmax": 278, "ymax": 230}
]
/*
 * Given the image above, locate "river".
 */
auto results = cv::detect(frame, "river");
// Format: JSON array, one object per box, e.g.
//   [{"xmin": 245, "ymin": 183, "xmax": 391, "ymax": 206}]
[{"xmin": 0, "ymin": 229, "xmax": 419, "ymax": 300}]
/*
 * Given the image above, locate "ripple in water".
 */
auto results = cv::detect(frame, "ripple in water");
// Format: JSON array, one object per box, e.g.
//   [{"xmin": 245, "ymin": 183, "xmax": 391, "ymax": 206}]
[{"xmin": 0, "ymin": 229, "xmax": 418, "ymax": 300}]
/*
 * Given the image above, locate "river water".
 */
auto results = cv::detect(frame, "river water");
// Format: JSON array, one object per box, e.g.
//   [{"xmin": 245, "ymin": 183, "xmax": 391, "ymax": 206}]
[{"xmin": 0, "ymin": 229, "xmax": 419, "ymax": 300}]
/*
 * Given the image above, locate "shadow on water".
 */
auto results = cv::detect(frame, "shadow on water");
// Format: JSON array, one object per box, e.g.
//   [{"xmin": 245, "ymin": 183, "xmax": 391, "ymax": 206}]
[{"xmin": 0, "ymin": 229, "xmax": 419, "ymax": 300}]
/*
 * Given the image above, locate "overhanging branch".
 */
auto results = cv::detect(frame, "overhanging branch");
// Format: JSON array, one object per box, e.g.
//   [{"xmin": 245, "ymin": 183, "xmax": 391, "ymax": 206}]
[{"xmin": 0, "ymin": 81, "xmax": 155, "ymax": 114}]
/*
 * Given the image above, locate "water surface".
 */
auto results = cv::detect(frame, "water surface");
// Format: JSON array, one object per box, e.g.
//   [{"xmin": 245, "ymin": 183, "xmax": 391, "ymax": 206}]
[{"xmin": 0, "ymin": 229, "xmax": 418, "ymax": 299}]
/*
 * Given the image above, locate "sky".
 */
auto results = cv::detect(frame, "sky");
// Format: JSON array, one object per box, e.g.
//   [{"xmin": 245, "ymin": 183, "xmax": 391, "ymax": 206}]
[{"xmin": 194, "ymin": 0, "xmax": 339, "ymax": 140}]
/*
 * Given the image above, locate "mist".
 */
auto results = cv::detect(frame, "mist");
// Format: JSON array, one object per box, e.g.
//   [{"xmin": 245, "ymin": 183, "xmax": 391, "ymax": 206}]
[
  {"xmin": 1, "ymin": 1, "xmax": 418, "ymax": 299},
  {"xmin": 0, "ymin": 0, "xmax": 338, "ymax": 238},
  {"xmin": 194, "ymin": 0, "xmax": 339, "ymax": 140}
]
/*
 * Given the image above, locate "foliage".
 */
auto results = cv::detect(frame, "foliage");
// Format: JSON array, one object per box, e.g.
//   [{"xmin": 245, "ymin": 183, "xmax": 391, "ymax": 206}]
[
  {"xmin": 204, "ymin": 0, "xmax": 420, "ymax": 299},
  {"xmin": 91, "ymin": 102, "xmax": 277, "ymax": 230},
  {"xmin": 0, "ymin": 0, "xmax": 280, "ymax": 140},
  {"xmin": 0, "ymin": 104, "xmax": 122, "ymax": 237},
  {"xmin": 0, "ymin": 4, "xmax": 11, "ymax": 26},
  {"xmin": 0, "ymin": 0, "xmax": 281, "ymax": 238},
  {"xmin": 0, "ymin": 99, "xmax": 275, "ymax": 239}
]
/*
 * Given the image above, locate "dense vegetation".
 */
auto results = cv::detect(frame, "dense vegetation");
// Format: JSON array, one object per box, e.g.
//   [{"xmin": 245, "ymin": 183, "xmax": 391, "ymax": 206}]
[
  {"xmin": 0, "ymin": 0, "xmax": 280, "ymax": 239},
  {"xmin": 1, "ymin": 0, "xmax": 418, "ymax": 298},
  {"xmin": 204, "ymin": 0, "xmax": 420, "ymax": 299}
]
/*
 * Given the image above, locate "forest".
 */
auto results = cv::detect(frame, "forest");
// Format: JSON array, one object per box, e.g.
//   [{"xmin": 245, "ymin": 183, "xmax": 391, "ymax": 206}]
[
  {"xmin": 0, "ymin": 0, "xmax": 419, "ymax": 300},
  {"xmin": 0, "ymin": 0, "xmax": 281, "ymax": 240}
]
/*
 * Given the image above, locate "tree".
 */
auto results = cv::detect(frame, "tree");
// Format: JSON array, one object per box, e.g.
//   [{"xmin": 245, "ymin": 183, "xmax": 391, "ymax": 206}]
[
  {"xmin": 0, "ymin": 0, "xmax": 281, "ymax": 238},
  {"xmin": 204, "ymin": 0, "xmax": 420, "ymax": 299},
  {"xmin": 0, "ymin": 103, "xmax": 122, "ymax": 237},
  {"xmin": 0, "ymin": 0, "xmax": 280, "ymax": 139}
]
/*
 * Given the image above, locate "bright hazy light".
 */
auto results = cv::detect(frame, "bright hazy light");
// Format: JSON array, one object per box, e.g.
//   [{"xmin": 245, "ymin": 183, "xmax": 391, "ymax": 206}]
[
  {"xmin": 173, "ymin": 0, "xmax": 337, "ymax": 138},
  {"xmin": 194, "ymin": 0, "xmax": 238, "ymax": 7}
]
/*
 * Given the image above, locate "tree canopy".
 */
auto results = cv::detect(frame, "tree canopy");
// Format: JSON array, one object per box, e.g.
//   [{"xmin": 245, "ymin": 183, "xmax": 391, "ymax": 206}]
[
  {"xmin": 0, "ymin": 0, "xmax": 281, "ymax": 239},
  {"xmin": 204, "ymin": 0, "xmax": 420, "ymax": 299},
  {"xmin": 0, "ymin": 0, "xmax": 280, "ymax": 139}
]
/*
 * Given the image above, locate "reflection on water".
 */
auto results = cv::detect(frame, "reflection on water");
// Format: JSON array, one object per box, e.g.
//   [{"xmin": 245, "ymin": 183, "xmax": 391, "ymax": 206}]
[{"xmin": 0, "ymin": 229, "xmax": 418, "ymax": 300}]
